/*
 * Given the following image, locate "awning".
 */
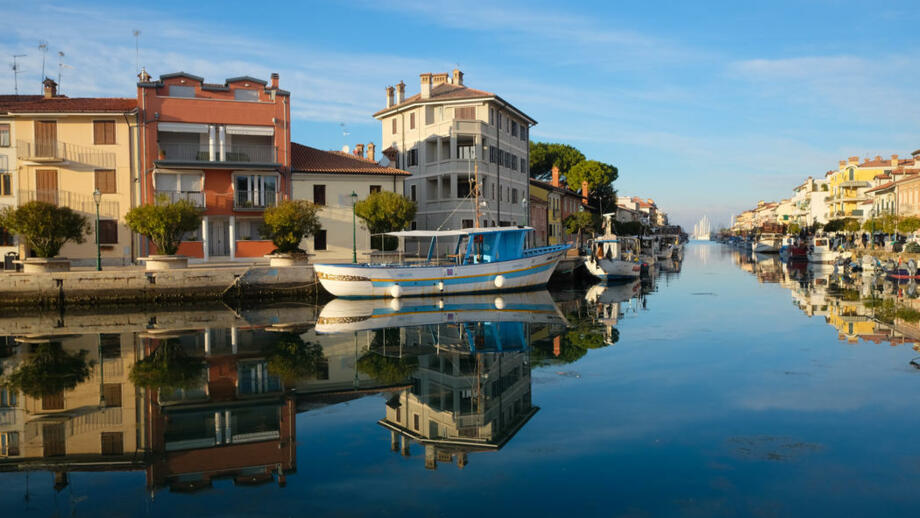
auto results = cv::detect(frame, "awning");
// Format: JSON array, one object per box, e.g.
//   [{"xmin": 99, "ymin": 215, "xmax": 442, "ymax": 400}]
[
  {"xmin": 386, "ymin": 227, "xmax": 534, "ymax": 238},
  {"xmin": 157, "ymin": 122, "xmax": 208, "ymax": 133},
  {"xmin": 226, "ymin": 125, "xmax": 274, "ymax": 136}
]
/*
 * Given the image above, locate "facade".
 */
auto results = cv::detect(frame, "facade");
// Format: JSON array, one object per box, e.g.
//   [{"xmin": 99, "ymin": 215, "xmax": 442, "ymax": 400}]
[
  {"xmin": 374, "ymin": 70, "xmax": 535, "ymax": 235},
  {"xmin": 290, "ymin": 143, "xmax": 410, "ymax": 261},
  {"xmin": 824, "ymin": 155, "xmax": 909, "ymax": 220},
  {"xmin": 137, "ymin": 71, "xmax": 291, "ymax": 262},
  {"xmin": 528, "ymin": 179, "xmax": 549, "ymax": 247},
  {"xmin": 3, "ymin": 81, "xmax": 138, "ymax": 265},
  {"xmin": 530, "ymin": 178, "xmax": 563, "ymax": 245},
  {"xmin": 791, "ymin": 176, "xmax": 829, "ymax": 226}
]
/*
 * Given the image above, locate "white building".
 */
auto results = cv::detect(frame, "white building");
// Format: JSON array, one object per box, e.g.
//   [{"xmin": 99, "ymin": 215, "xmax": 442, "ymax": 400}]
[
  {"xmin": 374, "ymin": 70, "xmax": 535, "ymax": 234},
  {"xmin": 0, "ymin": 96, "xmax": 36, "ymax": 263}
]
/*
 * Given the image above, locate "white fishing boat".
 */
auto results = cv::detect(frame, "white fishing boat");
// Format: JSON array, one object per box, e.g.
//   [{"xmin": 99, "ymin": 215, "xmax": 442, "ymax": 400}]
[
  {"xmin": 314, "ymin": 227, "xmax": 570, "ymax": 298},
  {"xmin": 639, "ymin": 235, "xmax": 658, "ymax": 266},
  {"xmin": 753, "ymin": 233, "xmax": 782, "ymax": 253},
  {"xmin": 584, "ymin": 235, "xmax": 642, "ymax": 282},
  {"xmin": 807, "ymin": 236, "xmax": 848, "ymax": 264}
]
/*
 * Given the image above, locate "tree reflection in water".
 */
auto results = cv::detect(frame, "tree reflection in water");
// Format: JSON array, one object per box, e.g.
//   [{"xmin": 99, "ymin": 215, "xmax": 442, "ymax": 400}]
[
  {"xmin": 130, "ymin": 338, "xmax": 205, "ymax": 391},
  {"xmin": 2, "ymin": 342, "xmax": 94, "ymax": 398},
  {"xmin": 263, "ymin": 333, "xmax": 327, "ymax": 383}
]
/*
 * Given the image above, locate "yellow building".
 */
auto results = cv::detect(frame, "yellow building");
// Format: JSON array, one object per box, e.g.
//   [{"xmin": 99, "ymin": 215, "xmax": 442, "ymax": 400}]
[
  {"xmin": 5, "ymin": 80, "xmax": 138, "ymax": 266},
  {"xmin": 826, "ymin": 155, "xmax": 905, "ymax": 220}
]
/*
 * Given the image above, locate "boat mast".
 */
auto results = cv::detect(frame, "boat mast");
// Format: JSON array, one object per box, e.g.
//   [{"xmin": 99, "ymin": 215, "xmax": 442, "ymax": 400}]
[{"xmin": 474, "ymin": 158, "xmax": 481, "ymax": 228}]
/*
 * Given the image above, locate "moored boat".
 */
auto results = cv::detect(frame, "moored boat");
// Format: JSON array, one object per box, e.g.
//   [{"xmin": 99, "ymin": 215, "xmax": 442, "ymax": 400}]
[
  {"xmin": 584, "ymin": 235, "xmax": 642, "ymax": 282},
  {"xmin": 753, "ymin": 233, "xmax": 782, "ymax": 253},
  {"xmin": 807, "ymin": 236, "xmax": 848, "ymax": 264}
]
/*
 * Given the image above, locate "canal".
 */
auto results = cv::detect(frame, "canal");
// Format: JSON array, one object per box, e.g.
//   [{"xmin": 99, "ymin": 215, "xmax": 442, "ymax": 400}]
[{"xmin": 1, "ymin": 242, "xmax": 919, "ymax": 516}]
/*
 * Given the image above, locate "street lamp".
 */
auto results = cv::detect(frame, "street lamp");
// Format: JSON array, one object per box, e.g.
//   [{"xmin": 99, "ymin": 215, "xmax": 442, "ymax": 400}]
[
  {"xmin": 521, "ymin": 198, "xmax": 528, "ymax": 246},
  {"xmin": 92, "ymin": 189, "xmax": 102, "ymax": 271},
  {"xmin": 351, "ymin": 190, "xmax": 358, "ymax": 264}
]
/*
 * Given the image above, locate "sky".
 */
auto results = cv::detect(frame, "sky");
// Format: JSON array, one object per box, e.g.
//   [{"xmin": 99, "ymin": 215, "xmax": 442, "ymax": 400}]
[{"xmin": 2, "ymin": 0, "xmax": 920, "ymax": 228}]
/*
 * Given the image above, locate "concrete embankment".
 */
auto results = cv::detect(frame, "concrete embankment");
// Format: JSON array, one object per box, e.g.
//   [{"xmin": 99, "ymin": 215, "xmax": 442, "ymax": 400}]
[{"xmin": 0, "ymin": 265, "xmax": 318, "ymax": 308}]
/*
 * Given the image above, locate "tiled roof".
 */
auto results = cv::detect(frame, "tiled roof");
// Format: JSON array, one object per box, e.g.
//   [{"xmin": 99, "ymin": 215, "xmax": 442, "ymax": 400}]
[
  {"xmin": 2, "ymin": 97, "xmax": 137, "ymax": 113},
  {"xmin": 374, "ymin": 83, "xmax": 495, "ymax": 117},
  {"xmin": 866, "ymin": 182, "xmax": 895, "ymax": 193},
  {"xmin": 290, "ymin": 142, "xmax": 409, "ymax": 176}
]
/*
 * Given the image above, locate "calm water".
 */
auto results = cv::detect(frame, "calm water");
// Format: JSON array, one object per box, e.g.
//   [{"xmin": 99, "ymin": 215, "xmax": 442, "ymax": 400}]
[{"xmin": 2, "ymin": 242, "xmax": 919, "ymax": 517}]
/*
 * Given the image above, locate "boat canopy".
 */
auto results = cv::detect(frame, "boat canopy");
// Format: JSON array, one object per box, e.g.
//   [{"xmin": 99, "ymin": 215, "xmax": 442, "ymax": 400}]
[{"xmin": 385, "ymin": 227, "xmax": 534, "ymax": 238}]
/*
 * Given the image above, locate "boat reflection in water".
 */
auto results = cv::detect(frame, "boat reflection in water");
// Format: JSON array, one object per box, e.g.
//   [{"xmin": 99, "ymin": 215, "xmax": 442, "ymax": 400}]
[{"xmin": 316, "ymin": 291, "xmax": 567, "ymax": 470}]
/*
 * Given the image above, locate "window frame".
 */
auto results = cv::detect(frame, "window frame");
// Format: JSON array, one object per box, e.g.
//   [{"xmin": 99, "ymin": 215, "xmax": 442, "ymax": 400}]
[
  {"xmin": 94, "ymin": 169, "xmax": 117, "ymax": 194},
  {"xmin": 0, "ymin": 123, "xmax": 9, "ymax": 147},
  {"xmin": 98, "ymin": 220, "xmax": 118, "ymax": 244},
  {"xmin": 314, "ymin": 229, "xmax": 327, "ymax": 251},
  {"xmin": 313, "ymin": 184, "xmax": 326, "ymax": 206},
  {"xmin": 93, "ymin": 120, "xmax": 116, "ymax": 145}
]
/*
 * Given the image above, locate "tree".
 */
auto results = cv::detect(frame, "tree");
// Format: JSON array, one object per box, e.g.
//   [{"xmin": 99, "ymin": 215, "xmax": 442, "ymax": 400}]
[
  {"xmin": 130, "ymin": 339, "xmax": 205, "ymax": 391},
  {"xmin": 824, "ymin": 218, "xmax": 858, "ymax": 233},
  {"xmin": 564, "ymin": 211, "xmax": 598, "ymax": 249},
  {"xmin": 787, "ymin": 222, "xmax": 801, "ymax": 234},
  {"xmin": 566, "ymin": 160, "xmax": 618, "ymax": 192},
  {"xmin": 263, "ymin": 333, "xmax": 326, "ymax": 383},
  {"xmin": 357, "ymin": 353, "xmax": 418, "ymax": 384},
  {"xmin": 261, "ymin": 200, "xmax": 323, "ymax": 253},
  {"xmin": 2, "ymin": 343, "xmax": 94, "ymax": 398},
  {"xmin": 355, "ymin": 191, "xmax": 416, "ymax": 251},
  {"xmin": 125, "ymin": 197, "xmax": 202, "ymax": 255},
  {"xmin": 528, "ymin": 142, "xmax": 585, "ymax": 178},
  {"xmin": 844, "ymin": 219, "xmax": 861, "ymax": 233},
  {"xmin": 0, "ymin": 201, "xmax": 89, "ymax": 258},
  {"xmin": 898, "ymin": 216, "xmax": 920, "ymax": 234},
  {"xmin": 614, "ymin": 220, "xmax": 647, "ymax": 236}
]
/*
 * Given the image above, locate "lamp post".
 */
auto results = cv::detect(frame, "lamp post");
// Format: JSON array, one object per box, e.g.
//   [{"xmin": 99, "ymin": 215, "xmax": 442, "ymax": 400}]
[
  {"xmin": 521, "ymin": 198, "xmax": 528, "ymax": 246},
  {"xmin": 92, "ymin": 189, "xmax": 102, "ymax": 271},
  {"xmin": 351, "ymin": 190, "xmax": 358, "ymax": 264}
]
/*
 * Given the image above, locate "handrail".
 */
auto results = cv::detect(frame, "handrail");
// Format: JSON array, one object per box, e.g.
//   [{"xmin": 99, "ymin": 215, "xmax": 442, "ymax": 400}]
[
  {"xmin": 16, "ymin": 139, "xmax": 116, "ymax": 169},
  {"xmin": 19, "ymin": 189, "xmax": 120, "ymax": 218}
]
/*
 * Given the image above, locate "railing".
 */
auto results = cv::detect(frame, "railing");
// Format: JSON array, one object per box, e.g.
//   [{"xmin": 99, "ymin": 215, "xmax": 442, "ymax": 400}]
[
  {"xmin": 154, "ymin": 190, "xmax": 206, "ymax": 207},
  {"xmin": 234, "ymin": 190, "xmax": 278, "ymax": 209},
  {"xmin": 16, "ymin": 139, "xmax": 116, "ymax": 169},
  {"xmin": 19, "ymin": 189, "xmax": 120, "ymax": 218},
  {"xmin": 158, "ymin": 142, "xmax": 278, "ymax": 164}
]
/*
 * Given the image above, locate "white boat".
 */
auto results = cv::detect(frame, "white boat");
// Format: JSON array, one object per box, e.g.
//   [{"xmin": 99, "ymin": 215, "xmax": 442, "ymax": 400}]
[
  {"xmin": 754, "ymin": 233, "xmax": 782, "ymax": 253},
  {"xmin": 584, "ymin": 235, "xmax": 642, "ymax": 282},
  {"xmin": 807, "ymin": 236, "xmax": 848, "ymax": 264},
  {"xmin": 639, "ymin": 236, "xmax": 658, "ymax": 266},
  {"xmin": 314, "ymin": 227, "xmax": 570, "ymax": 298}
]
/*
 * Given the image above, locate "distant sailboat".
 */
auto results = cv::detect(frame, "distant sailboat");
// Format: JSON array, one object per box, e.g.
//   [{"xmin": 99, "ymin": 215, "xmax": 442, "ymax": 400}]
[{"xmin": 693, "ymin": 215, "xmax": 711, "ymax": 240}]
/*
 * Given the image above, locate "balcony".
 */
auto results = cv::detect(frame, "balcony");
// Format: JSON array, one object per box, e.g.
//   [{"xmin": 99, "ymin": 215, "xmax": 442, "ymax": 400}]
[
  {"xmin": 154, "ymin": 190, "xmax": 206, "ymax": 207},
  {"xmin": 156, "ymin": 142, "xmax": 279, "ymax": 168},
  {"xmin": 19, "ymin": 189, "xmax": 120, "ymax": 218},
  {"xmin": 234, "ymin": 190, "xmax": 277, "ymax": 210},
  {"xmin": 16, "ymin": 139, "xmax": 116, "ymax": 169}
]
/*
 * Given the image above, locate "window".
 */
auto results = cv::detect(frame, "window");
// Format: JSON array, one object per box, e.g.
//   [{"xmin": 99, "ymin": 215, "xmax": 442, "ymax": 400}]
[
  {"xmin": 498, "ymin": 150, "xmax": 504, "ymax": 167},
  {"xmin": 391, "ymin": 118, "xmax": 397, "ymax": 134},
  {"xmin": 458, "ymin": 177, "xmax": 471, "ymax": 198},
  {"xmin": 93, "ymin": 120, "xmax": 115, "ymax": 145},
  {"xmin": 313, "ymin": 184, "xmax": 326, "ymax": 205},
  {"xmin": 425, "ymin": 106, "xmax": 435, "ymax": 125},
  {"xmin": 462, "ymin": 219, "xmax": 473, "ymax": 228},
  {"xmin": 98, "ymin": 220, "xmax": 118, "ymax": 244},
  {"xmin": 0, "ymin": 227, "xmax": 14, "ymax": 246},
  {"xmin": 0, "ymin": 124, "xmax": 10, "ymax": 147},
  {"xmin": 102, "ymin": 384, "xmax": 122, "ymax": 407},
  {"xmin": 407, "ymin": 149, "xmax": 418, "ymax": 167},
  {"xmin": 0, "ymin": 387, "xmax": 17, "ymax": 408},
  {"xmin": 100, "ymin": 432, "xmax": 124, "ymax": 455},
  {"xmin": 457, "ymin": 142, "xmax": 475, "ymax": 160},
  {"xmin": 489, "ymin": 108, "xmax": 495, "ymax": 125},
  {"xmin": 314, "ymin": 230, "xmax": 327, "ymax": 251},
  {"xmin": 0, "ymin": 173, "xmax": 10, "ymax": 196},
  {"xmin": 234, "ymin": 174, "xmax": 278, "ymax": 208},
  {"xmin": 455, "ymin": 106, "xmax": 475, "ymax": 120},
  {"xmin": 236, "ymin": 219, "xmax": 263, "ymax": 240},
  {"xmin": 370, "ymin": 185, "xmax": 381, "ymax": 194},
  {"xmin": 512, "ymin": 189, "xmax": 518, "ymax": 204},
  {"xmin": 511, "ymin": 120, "xmax": 518, "ymax": 137},
  {"xmin": 413, "ymin": 414, "xmax": 420, "ymax": 431},
  {"xmin": 497, "ymin": 112, "xmax": 502, "ymax": 129},
  {"xmin": 1, "ymin": 432, "xmax": 20, "ymax": 457},
  {"xmin": 521, "ymin": 126, "xmax": 527, "ymax": 141},
  {"xmin": 94, "ymin": 169, "xmax": 116, "ymax": 193},
  {"xmin": 410, "ymin": 221, "xmax": 417, "ymax": 230},
  {"xmin": 168, "ymin": 85, "xmax": 195, "ymax": 98},
  {"xmin": 234, "ymin": 89, "xmax": 259, "ymax": 101},
  {"xmin": 410, "ymin": 112, "xmax": 416, "ymax": 129},
  {"xmin": 511, "ymin": 154, "xmax": 518, "ymax": 171},
  {"xmin": 489, "ymin": 146, "xmax": 497, "ymax": 163},
  {"xmin": 410, "ymin": 184, "xmax": 417, "ymax": 202}
]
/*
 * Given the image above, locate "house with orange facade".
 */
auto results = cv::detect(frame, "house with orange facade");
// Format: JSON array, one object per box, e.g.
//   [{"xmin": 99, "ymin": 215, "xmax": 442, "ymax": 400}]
[{"xmin": 136, "ymin": 70, "xmax": 291, "ymax": 262}]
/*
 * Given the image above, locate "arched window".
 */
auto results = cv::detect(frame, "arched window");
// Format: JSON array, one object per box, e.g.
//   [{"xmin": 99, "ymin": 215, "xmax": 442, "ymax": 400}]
[{"xmin": 848, "ymin": 168, "xmax": 854, "ymax": 181}]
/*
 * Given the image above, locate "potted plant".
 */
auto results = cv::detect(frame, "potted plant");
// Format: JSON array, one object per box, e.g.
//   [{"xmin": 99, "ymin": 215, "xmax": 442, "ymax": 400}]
[
  {"xmin": 261, "ymin": 200, "xmax": 322, "ymax": 266},
  {"xmin": 0, "ymin": 201, "xmax": 89, "ymax": 272},
  {"xmin": 126, "ymin": 196, "xmax": 202, "ymax": 271}
]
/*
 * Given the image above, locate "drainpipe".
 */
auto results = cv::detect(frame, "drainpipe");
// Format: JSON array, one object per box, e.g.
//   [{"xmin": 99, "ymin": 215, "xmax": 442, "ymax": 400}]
[
  {"xmin": 283, "ymin": 98, "xmax": 289, "ymax": 200},
  {"xmin": 123, "ymin": 110, "xmax": 138, "ymax": 263},
  {"xmin": 497, "ymin": 109, "xmax": 501, "ymax": 225},
  {"xmin": 208, "ymin": 125, "xmax": 216, "ymax": 162},
  {"xmin": 218, "ymin": 126, "xmax": 226, "ymax": 162},
  {"xmin": 140, "ymin": 88, "xmax": 149, "ymax": 257}
]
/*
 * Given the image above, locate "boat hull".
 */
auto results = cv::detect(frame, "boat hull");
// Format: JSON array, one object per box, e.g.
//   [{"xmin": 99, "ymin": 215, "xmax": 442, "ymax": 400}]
[
  {"xmin": 584, "ymin": 256, "xmax": 642, "ymax": 281},
  {"xmin": 753, "ymin": 241, "xmax": 780, "ymax": 253},
  {"xmin": 808, "ymin": 250, "xmax": 846, "ymax": 264},
  {"xmin": 315, "ymin": 246, "xmax": 570, "ymax": 298}
]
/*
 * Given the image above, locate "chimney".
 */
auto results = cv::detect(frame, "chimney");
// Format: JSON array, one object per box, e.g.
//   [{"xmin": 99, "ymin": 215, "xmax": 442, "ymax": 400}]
[
  {"xmin": 366, "ymin": 142, "xmax": 375, "ymax": 161},
  {"xmin": 848, "ymin": 156, "xmax": 859, "ymax": 164},
  {"xmin": 137, "ymin": 67, "xmax": 151, "ymax": 83},
  {"xmin": 432, "ymin": 73, "xmax": 448, "ymax": 86},
  {"xmin": 354, "ymin": 143, "xmax": 364, "ymax": 157},
  {"xmin": 452, "ymin": 68, "xmax": 464, "ymax": 86},
  {"xmin": 420, "ymin": 73, "xmax": 432, "ymax": 99},
  {"xmin": 396, "ymin": 81, "xmax": 405, "ymax": 104},
  {"xmin": 551, "ymin": 166, "xmax": 560, "ymax": 187},
  {"xmin": 839, "ymin": 160, "xmax": 846, "ymax": 167},
  {"xmin": 875, "ymin": 155, "xmax": 882, "ymax": 161},
  {"xmin": 891, "ymin": 154, "xmax": 899, "ymax": 167},
  {"xmin": 270, "ymin": 73, "xmax": 279, "ymax": 89},
  {"xmin": 553, "ymin": 336, "xmax": 561, "ymax": 357},
  {"xmin": 42, "ymin": 78, "xmax": 58, "ymax": 99},
  {"xmin": 385, "ymin": 86, "xmax": 395, "ymax": 108},
  {"xmin": 582, "ymin": 181, "xmax": 589, "ymax": 205}
]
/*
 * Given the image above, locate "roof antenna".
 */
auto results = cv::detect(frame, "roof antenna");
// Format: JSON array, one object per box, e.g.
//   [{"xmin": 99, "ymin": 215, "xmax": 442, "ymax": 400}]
[
  {"xmin": 11, "ymin": 54, "xmax": 26, "ymax": 95},
  {"xmin": 133, "ymin": 30, "xmax": 141, "ymax": 75},
  {"xmin": 57, "ymin": 52, "xmax": 72, "ymax": 95},
  {"xmin": 38, "ymin": 41, "xmax": 48, "ymax": 88}
]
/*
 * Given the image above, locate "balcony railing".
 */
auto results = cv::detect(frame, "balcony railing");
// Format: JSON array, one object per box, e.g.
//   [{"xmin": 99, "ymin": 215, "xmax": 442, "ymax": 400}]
[
  {"xmin": 16, "ymin": 139, "xmax": 116, "ymax": 169},
  {"xmin": 158, "ymin": 142, "xmax": 278, "ymax": 164},
  {"xmin": 154, "ymin": 190, "xmax": 206, "ymax": 207},
  {"xmin": 19, "ymin": 189, "xmax": 120, "ymax": 218},
  {"xmin": 234, "ymin": 190, "xmax": 278, "ymax": 209}
]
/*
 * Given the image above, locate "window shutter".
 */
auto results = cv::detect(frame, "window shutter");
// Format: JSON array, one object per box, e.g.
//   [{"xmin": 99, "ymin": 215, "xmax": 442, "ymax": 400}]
[
  {"xmin": 106, "ymin": 121, "xmax": 115, "ymax": 144},
  {"xmin": 99, "ymin": 220, "xmax": 118, "ymax": 244},
  {"xmin": 95, "ymin": 170, "xmax": 116, "ymax": 193}
]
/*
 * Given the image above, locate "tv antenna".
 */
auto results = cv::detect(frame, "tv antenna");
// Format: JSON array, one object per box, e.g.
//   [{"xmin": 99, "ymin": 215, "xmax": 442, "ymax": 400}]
[
  {"xmin": 38, "ymin": 41, "xmax": 48, "ymax": 86},
  {"xmin": 339, "ymin": 122, "xmax": 350, "ymax": 137},
  {"xmin": 11, "ymin": 54, "xmax": 26, "ymax": 95},
  {"xmin": 57, "ymin": 52, "xmax": 73, "ymax": 94},
  {"xmin": 133, "ymin": 30, "xmax": 141, "ymax": 75}
]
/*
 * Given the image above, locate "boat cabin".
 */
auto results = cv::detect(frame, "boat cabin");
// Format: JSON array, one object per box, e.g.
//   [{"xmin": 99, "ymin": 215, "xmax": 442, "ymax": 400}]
[
  {"xmin": 386, "ymin": 227, "xmax": 535, "ymax": 265},
  {"xmin": 590, "ymin": 236, "xmax": 639, "ymax": 262}
]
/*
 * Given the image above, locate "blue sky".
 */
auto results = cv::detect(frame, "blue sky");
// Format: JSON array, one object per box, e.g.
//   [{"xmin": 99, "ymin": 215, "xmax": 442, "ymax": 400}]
[{"xmin": 2, "ymin": 0, "xmax": 920, "ymax": 227}]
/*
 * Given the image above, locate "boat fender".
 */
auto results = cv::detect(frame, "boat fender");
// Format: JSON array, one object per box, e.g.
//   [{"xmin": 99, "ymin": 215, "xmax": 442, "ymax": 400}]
[
  {"xmin": 494, "ymin": 275, "xmax": 505, "ymax": 288},
  {"xmin": 389, "ymin": 298, "xmax": 402, "ymax": 311},
  {"xmin": 438, "ymin": 299, "xmax": 445, "ymax": 309},
  {"xmin": 389, "ymin": 284, "xmax": 402, "ymax": 298},
  {"xmin": 494, "ymin": 296, "xmax": 506, "ymax": 310},
  {"xmin": 437, "ymin": 280, "xmax": 445, "ymax": 291},
  {"xmin": 909, "ymin": 259, "xmax": 917, "ymax": 276}
]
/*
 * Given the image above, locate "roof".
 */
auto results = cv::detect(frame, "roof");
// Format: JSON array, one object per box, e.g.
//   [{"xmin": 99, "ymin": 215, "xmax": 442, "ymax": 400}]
[
  {"xmin": 290, "ymin": 142, "xmax": 409, "ymax": 176},
  {"xmin": 865, "ymin": 182, "xmax": 895, "ymax": 193},
  {"xmin": 374, "ymin": 81, "xmax": 536, "ymax": 124},
  {"xmin": 529, "ymin": 177, "xmax": 580, "ymax": 196},
  {"xmin": 2, "ymin": 97, "xmax": 137, "ymax": 113},
  {"xmin": 386, "ymin": 227, "xmax": 534, "ymax": 238}
]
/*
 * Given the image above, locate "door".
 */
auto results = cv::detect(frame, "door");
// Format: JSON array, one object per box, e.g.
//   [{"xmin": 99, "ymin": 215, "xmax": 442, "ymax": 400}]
[
  {"xmin": 35, "ymin": 169, "xmax": 58, "ymax": 203},
  {"xmin": 34, "ymin": 121, "xmax": 57, "ymax": 157},
  {"xmin": 208, "ymin": 218, "xmax": 230, "ymax": 256},
  {"xmin": 42, "ymin": 423, "xmax": 66, "ymax": 457}
]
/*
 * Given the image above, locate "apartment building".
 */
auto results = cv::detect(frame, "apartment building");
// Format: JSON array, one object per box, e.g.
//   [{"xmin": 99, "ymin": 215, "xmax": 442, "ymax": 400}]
[
  {"xmin": 290, "ymin": 142, "xmax": 409, "ymax": 261},
  {"xmin": 0, "ymin": 96, "xmax": 42, "ymax": 259},
  {"xmin": 790, "ymin": 176, "xmax": 829, "ymax": 226},
  {"xmin": 137, "ymin": 71, "xmax": 291, "ymax": 261},
  {"xmin": 2, "ymin": 80, "xmax": 138, "ymax": 265},
  {"xmin": 374, "ymin": 70, "xmax": 535, "ymax": 238}
]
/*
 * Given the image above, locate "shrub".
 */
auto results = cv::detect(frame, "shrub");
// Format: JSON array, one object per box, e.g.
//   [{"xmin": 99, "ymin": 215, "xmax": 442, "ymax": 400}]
[
  {"xmin": 263, "ymin": 333, "xmax": 327, "ymax": 383},
  {"xmin": 905, "ymin": 242, "xmax": 920, "ymax": 253},
  {"xmin": 130, "ymin": 339, "xmax": 205, "ymax": 391},
  {"xmin": 261, "ymin": 200, "xmax": 323, "ymax": 253},
  {"xmin": 355, "ymin": 192, "xmax": 416, "ymax": 251},
  {"xmin": 0, "ymin": 201, "xmax": 89, "ymax": 258},
  {"xmin": 125, "ymin": 197, "xmax": 202, "ymax": 255},
  {"xmin": 3, "ymin": 343, "xmax": 94, "ymax": 398}
]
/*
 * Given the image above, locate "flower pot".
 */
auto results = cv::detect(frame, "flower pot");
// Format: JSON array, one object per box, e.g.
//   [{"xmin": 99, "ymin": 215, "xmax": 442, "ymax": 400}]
[
  {"xmin": 140, "ymin": 255, "xmax": 189, "ymax": 271},
  {"xmin": 20, "ymin": 257, "xmax": 71, "ymax": 273},
  {"xmin": 265, "ymin": 252, "xmax": 312, "ymax": 267}
]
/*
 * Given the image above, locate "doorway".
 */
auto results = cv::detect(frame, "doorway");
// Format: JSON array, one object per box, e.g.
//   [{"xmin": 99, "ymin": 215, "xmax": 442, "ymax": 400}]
[{"xmin": 208, "ymin": 218, "xmax": 230, "ymax": 257}]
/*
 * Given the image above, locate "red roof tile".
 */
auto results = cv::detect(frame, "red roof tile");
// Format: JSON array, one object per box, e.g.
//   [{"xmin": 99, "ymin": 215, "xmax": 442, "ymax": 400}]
[
  {"xmin": 3, "ymin": 97, "xmax": 137, "ymax": 113},
  {"xmin": 290, "ymin": 142, "xmax": 409, "ymax": 176},
  {"xmin": 374, "ymin": 83, "xmax": 495, "ymax": 117}
]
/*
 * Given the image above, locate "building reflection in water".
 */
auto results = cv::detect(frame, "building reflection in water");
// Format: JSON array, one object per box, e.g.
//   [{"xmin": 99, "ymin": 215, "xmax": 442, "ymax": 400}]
[{"xmin": 0, "ymin": 290, "xmax": 575, "ymax": 492}]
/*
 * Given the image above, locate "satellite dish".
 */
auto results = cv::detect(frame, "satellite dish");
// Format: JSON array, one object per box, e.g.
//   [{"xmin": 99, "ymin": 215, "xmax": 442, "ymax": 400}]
[{"xmin": 342, "ymin": 145, "xmax": 350, "ymax": 154}]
